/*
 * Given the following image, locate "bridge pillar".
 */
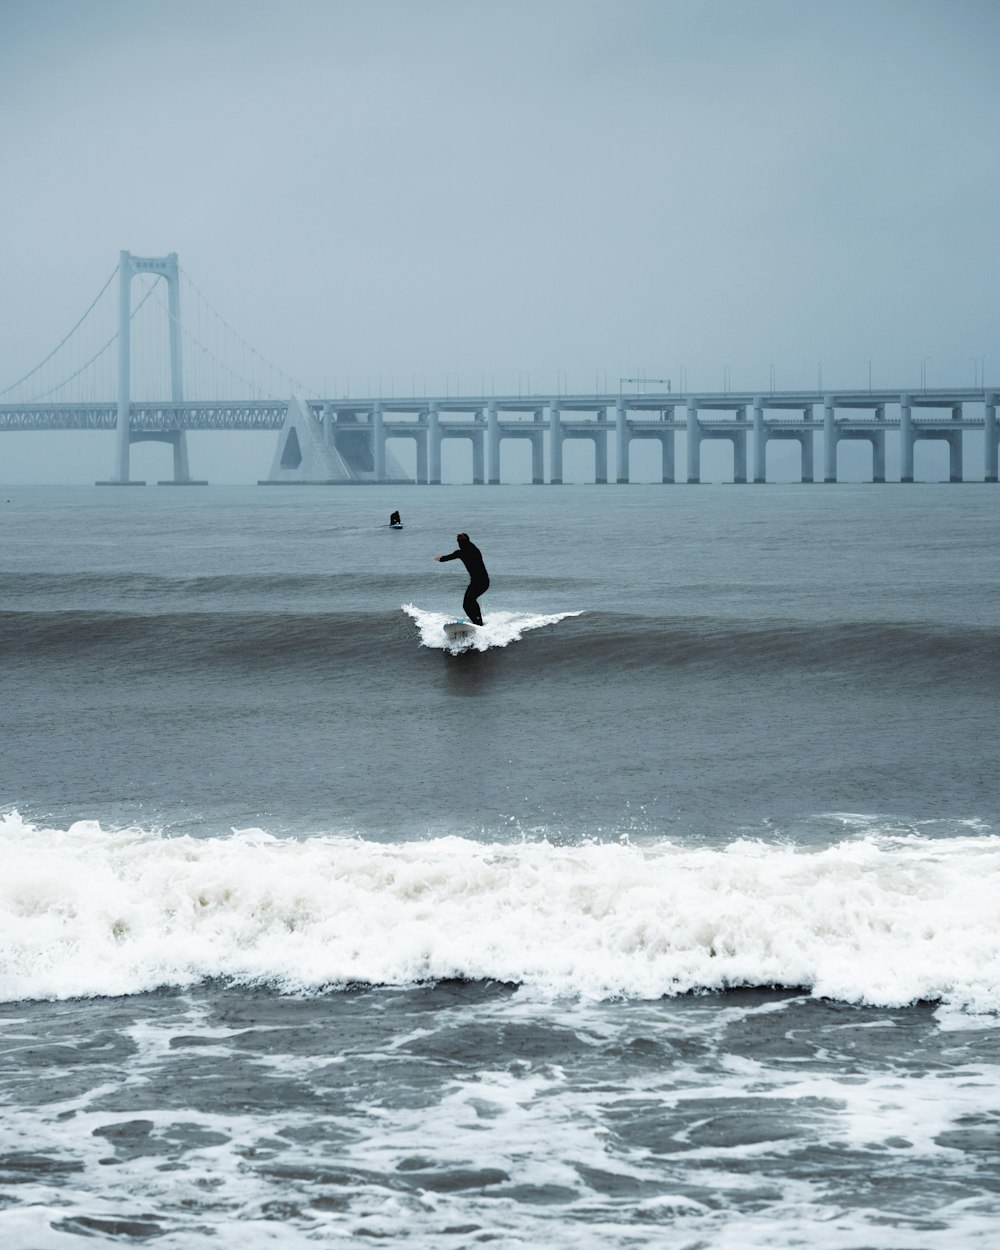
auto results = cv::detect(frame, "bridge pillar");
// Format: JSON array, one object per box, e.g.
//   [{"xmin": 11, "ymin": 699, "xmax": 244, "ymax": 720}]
[
  {"xmin": 428, "ymin": 405, "xmax": 441, "ymax": 484},
  {"xmin": 950, "ymin": 430, "xmax": 963, "ymax": 483},
  {"xmin": 823, "ymin": 397, "xmax": 837, "ymax": 482},
  {"xmin": 549, "ymin": 403, "xmax": 563, "ymax": 483},
  {"xmin": 733, "ymin": 419, "xmax": 748, "ymax": 484},
  {"xmin": 873, "ymin": 408, "xmax": 885, "ymax": 483},
  {"xmin": 661, "ymin": 411, "xmax": 675, "ymax": 483},
  {"xmin": 899, "ymin": 395, "xmax": 914, "ymax": 482},
  {"xmin": 531, "ymin": 417, "xmax": 545, "ymax": 484},
  {"xmin": 372, "ymin": 403, "xmax": 385, "ymax": 482},
  {"xmin": 799, "ymin": 429, "xmax": 815, "ymax": 483},
  {"xmin": 752, "ymin": 400, "xmax": 765, "ymax": 482},
  {"xmin": 472, "ymin": 425, "xmax": 485, "ymax": 485},
  {"xmin": 172, "ymin": 430, "xmax": 191, "ymax": 482},
  {"xmin": 487, "ymin": 402, "xmax": 500, "ymax": 484},
  {"xmin": 114, "ymin": 252, "xmax": 135, "ymax": 483},
  {"xmin": 686, "ymin": 401, "xmax": 700, "ymax": 483},
  {"xmin": 594, "ymin": 415, "xmax": 608, "ymax": 484},
  {"xmin": 615, "ymin": 398, "xmax": 629, "ymax": 483},
  {"xmin": 799, "ymin": 408, "xmax": 813, "ymax": 483},
  {"xmin": 164, "ymin": 253, "xmax": 193, "ymax": 483},
  {"xmin": 322, "ymin": 403, "xmax": 334, "ymax": 446},
  {"xmin": 416, "ymin": 427, "xmax": 428, "ymax": 484},
  {"xmin": 985, "ymin": 393, "xmax": 998, "ymax": 482},
  {"xmin": 106, "ymin": 250, "xmax": 193, "ymax": 484}
]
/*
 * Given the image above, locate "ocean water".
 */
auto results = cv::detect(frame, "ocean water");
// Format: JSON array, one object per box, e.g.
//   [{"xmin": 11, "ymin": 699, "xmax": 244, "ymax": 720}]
[{"xmin": 2, "ymin": 482, "xmax": 999, "ymax": 1249}]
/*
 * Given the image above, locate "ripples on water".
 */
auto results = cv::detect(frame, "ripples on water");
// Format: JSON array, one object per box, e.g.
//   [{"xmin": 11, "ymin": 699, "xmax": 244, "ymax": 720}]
[{"xmin": 2, "ymin": 485, "xmax": 999, "ymax": 1246}]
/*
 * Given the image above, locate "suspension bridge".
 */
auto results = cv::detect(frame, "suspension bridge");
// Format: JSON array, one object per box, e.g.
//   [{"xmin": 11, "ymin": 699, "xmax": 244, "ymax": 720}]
[{"xmin": 1, "ymin": 251, "xmax": 998, "ymax": 485}]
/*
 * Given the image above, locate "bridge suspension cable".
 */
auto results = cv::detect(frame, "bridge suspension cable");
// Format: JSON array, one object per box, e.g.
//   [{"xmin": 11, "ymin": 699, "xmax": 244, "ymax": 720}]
[
  {"xmin": 29, "ymin": 281, "xmax": 163, "ymax": 402},
  {"xmin": 0, "ymin": 266, "xmax": 119, "ymax": 399},
  {"xmin": 8, "ymin": 278, "xmax": 162, "ymax": 404},
  {"xmin": 179, "ymin": 267, "xmax": 315, "ymax": 400},
  {"xmin": 146, "ymin": 284, "xmax": 285, "ymax": 400},
  {"xmin": 1, "ymin": 254, "xmax": 316, "ymax": 406}
]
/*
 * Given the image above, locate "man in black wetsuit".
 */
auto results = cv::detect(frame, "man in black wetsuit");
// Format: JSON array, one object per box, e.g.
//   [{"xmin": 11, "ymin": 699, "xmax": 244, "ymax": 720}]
[{"xmin": 434, "ymin": 532, "xmax": 489, "ymax": 626}]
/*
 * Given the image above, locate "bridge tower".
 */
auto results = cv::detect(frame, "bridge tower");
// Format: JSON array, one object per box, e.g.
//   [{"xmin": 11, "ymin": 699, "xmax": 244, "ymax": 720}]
[{"xmin": 105, "ymin": 250, "xmax": 195, "ymax": 485}]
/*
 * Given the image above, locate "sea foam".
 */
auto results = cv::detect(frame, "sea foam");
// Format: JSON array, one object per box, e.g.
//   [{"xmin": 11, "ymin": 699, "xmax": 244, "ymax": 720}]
[
  {"xmin": 1, "ymin": 811, "xmax": 999, "ymax": 1011},
  {"xmin": 402, "ymin": 603, "xmax": 581, "ymax": 652}
]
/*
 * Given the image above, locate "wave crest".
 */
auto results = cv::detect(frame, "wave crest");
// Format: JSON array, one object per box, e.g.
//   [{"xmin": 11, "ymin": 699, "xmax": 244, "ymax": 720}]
[
  {"xmin": 1, "ymin": 812, "xmax": 999, "ymax": 1012},
  {"xmin": 402, "ymin": 603, "xmax": 581, "ymax": 652}
]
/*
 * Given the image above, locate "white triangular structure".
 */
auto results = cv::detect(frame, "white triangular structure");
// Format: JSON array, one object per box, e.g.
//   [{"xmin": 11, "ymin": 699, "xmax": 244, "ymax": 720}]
[{"xmin": 261, "ymin": 396, "xmax": 410, "ymax": 484}]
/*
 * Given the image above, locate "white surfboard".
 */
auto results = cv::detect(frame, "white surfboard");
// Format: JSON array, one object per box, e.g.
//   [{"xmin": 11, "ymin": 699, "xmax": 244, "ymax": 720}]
[{"xmin": 443, "ymin": 619, "xmax": 475, "ymax": 639}]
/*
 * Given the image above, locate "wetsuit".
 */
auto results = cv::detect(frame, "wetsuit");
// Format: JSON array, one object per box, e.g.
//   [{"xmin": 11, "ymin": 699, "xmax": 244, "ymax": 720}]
[{"xmin": 439, "ymin": 540, "xmax": 490, "ymax": 626}]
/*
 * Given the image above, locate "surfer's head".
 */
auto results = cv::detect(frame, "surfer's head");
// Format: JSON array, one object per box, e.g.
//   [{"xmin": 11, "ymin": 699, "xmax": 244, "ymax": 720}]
[{"xmin": 457, "ymin": 532, "xmax": 471, "ymax": 548}]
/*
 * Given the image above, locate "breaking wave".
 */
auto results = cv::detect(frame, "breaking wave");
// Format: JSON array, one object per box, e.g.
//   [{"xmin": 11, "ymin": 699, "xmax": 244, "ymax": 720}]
[
  {"xmin": 401, "ymin": 603, "xmax": 582, "ymax": 652},
  {"xmin": 2, "ymin": 812, "xmax": 998, "ymax": 1012}
]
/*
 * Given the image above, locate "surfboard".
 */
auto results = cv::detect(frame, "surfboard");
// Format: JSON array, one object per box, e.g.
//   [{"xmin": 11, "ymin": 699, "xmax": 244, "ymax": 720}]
[{"xmin": 443, "ymin": 619, "xmax": 475, "ymax": 639}]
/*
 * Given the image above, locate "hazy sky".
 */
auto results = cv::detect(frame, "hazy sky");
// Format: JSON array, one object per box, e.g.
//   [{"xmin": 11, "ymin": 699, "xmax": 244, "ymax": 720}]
[{"xmin": 1, "ymin": 0, "xmax": 998, "ymax": 483}]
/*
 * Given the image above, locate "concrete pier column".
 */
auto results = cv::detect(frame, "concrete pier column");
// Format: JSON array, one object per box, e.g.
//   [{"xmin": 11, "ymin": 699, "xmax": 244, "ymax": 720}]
[
  {"xmin": 594, "ymin": 428, "xmax": 608, "ymax": 484},
  {"xmin": 164, "ymin": 252, "xmax": 191, "ymax": 483},
  {"xmin": 487, "ymin": 402, "xmax": 500, "ymax": 484},
  {"xmin": 949, "ymin": 404, "xmax": 963, "ymax": 483},
  {"xmin": 872, "ymin": 428, "xmax": 885, "ymax": 484},
  {"xmin": 985, "ymin": 393, "xmax": 998, "ymax": 482},
  {"xmin": 801, "ymin": 429, "xmax": 815, "ymax": 483},
  {"xmin": 531, "ymin": 431, "xmax": 544, "ymax": 485},
  {"xmin": 322, "ymin": 403, "xmax": 334, "ymax": 447},
  {"xmin": 115, "ymin": 251, "xmax": 132, "ymax": 482},
  {"xmin": 686, "ymin": 401, "xmax": 700, "ymax": 483},
  {"xmin": 899, "ymin": 394, "xmax": 914, "ymax": 483},
  {"xmin": 949, "ymin": 431, "xmax": 963, "ymax": 483},
  {"xmin": 733, "ymin": 427, "xmax": 748, "ymax": 484},
  {"xmin": 615, "ymin": 398, "xmax": 629, "ymax": 483},
  {"xmin": 428, "ymin": 404, "xmax": 441, "ymax": 484},
  {"xmin": 752, "ymin": 400, "xmax": 766, "ymax": 483},
  {"xmin": 373, "ymin": 403, "xmax": 385, "ymax": 482},
  {"xmin": 472, "ymin": 430, "xmax": 485, "ymax": 485},
  {"xmin": 416, "ymin": 429, "xmax": 428, "ymax": 484},
  {"xmin": 172, "ymin": 431, "xmax": 191, "ymax": 482},
  {"xmin": 662, "ymin": 416, "xmax": 676, "ymax": 484},
  {"xmin": 549, "ymin": 403, "xmax": 563, "ymax": 483},
  {"xmin": 823, "ymin": 397, "xmax": 837, "ymax": 483}
]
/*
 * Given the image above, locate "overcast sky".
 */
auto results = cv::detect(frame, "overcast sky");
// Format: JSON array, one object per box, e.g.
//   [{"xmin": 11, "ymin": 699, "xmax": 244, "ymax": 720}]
[{"xmin": 1, "ymin": 0, "xmax": 998, "ymax": 483}]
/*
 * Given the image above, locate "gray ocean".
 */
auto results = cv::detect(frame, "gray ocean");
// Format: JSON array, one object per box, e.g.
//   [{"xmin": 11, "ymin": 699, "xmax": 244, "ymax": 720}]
[{"xmin": 2, "ymin": 483, "xmax": 999, "ymax": 1249}]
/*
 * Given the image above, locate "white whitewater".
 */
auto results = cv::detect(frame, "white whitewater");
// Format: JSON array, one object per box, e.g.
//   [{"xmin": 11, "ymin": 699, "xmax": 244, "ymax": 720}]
[
  {"xmin": 402, "ymin": 602, "xmax": 582, "ymax": 652},
  {"xmin": 2, "ymin": 812, "xmax": 999, "ymax": 1013}
]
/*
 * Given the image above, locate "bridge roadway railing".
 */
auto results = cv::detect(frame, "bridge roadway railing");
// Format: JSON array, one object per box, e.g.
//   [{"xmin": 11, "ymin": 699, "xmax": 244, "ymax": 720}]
[
  {"xmin": 0, "ymin": 400, "xmax": 288, "ymax": 433},
  {"xmin": 0, "ymin": 389, "xmax": 997, "ymax": 484}
]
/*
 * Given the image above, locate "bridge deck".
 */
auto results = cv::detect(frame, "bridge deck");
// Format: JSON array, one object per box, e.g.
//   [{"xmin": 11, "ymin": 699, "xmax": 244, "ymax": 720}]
[{"xmin": 0, "ymin": 389, "xmax": 995, "ymax": 433}]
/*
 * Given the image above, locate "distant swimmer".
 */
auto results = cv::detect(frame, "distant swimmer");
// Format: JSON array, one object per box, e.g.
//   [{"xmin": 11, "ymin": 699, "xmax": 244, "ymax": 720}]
[
  {"xmin": 435, "ymin": 532, "xmax": 489, "ymax": 626},
  {"xmin": 389, "ymin": 511, "xmax": 402, "ymax": 529}
]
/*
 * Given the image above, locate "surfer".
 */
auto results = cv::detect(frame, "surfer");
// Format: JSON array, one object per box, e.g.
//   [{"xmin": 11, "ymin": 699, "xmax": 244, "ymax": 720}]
[
  {"xmin": 435, "ymin": 533, "xmax": 489, "ymax": 626},
  {"xmin": 389, "ymin": 510, "xmax": 402, "ymax": 528}
]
